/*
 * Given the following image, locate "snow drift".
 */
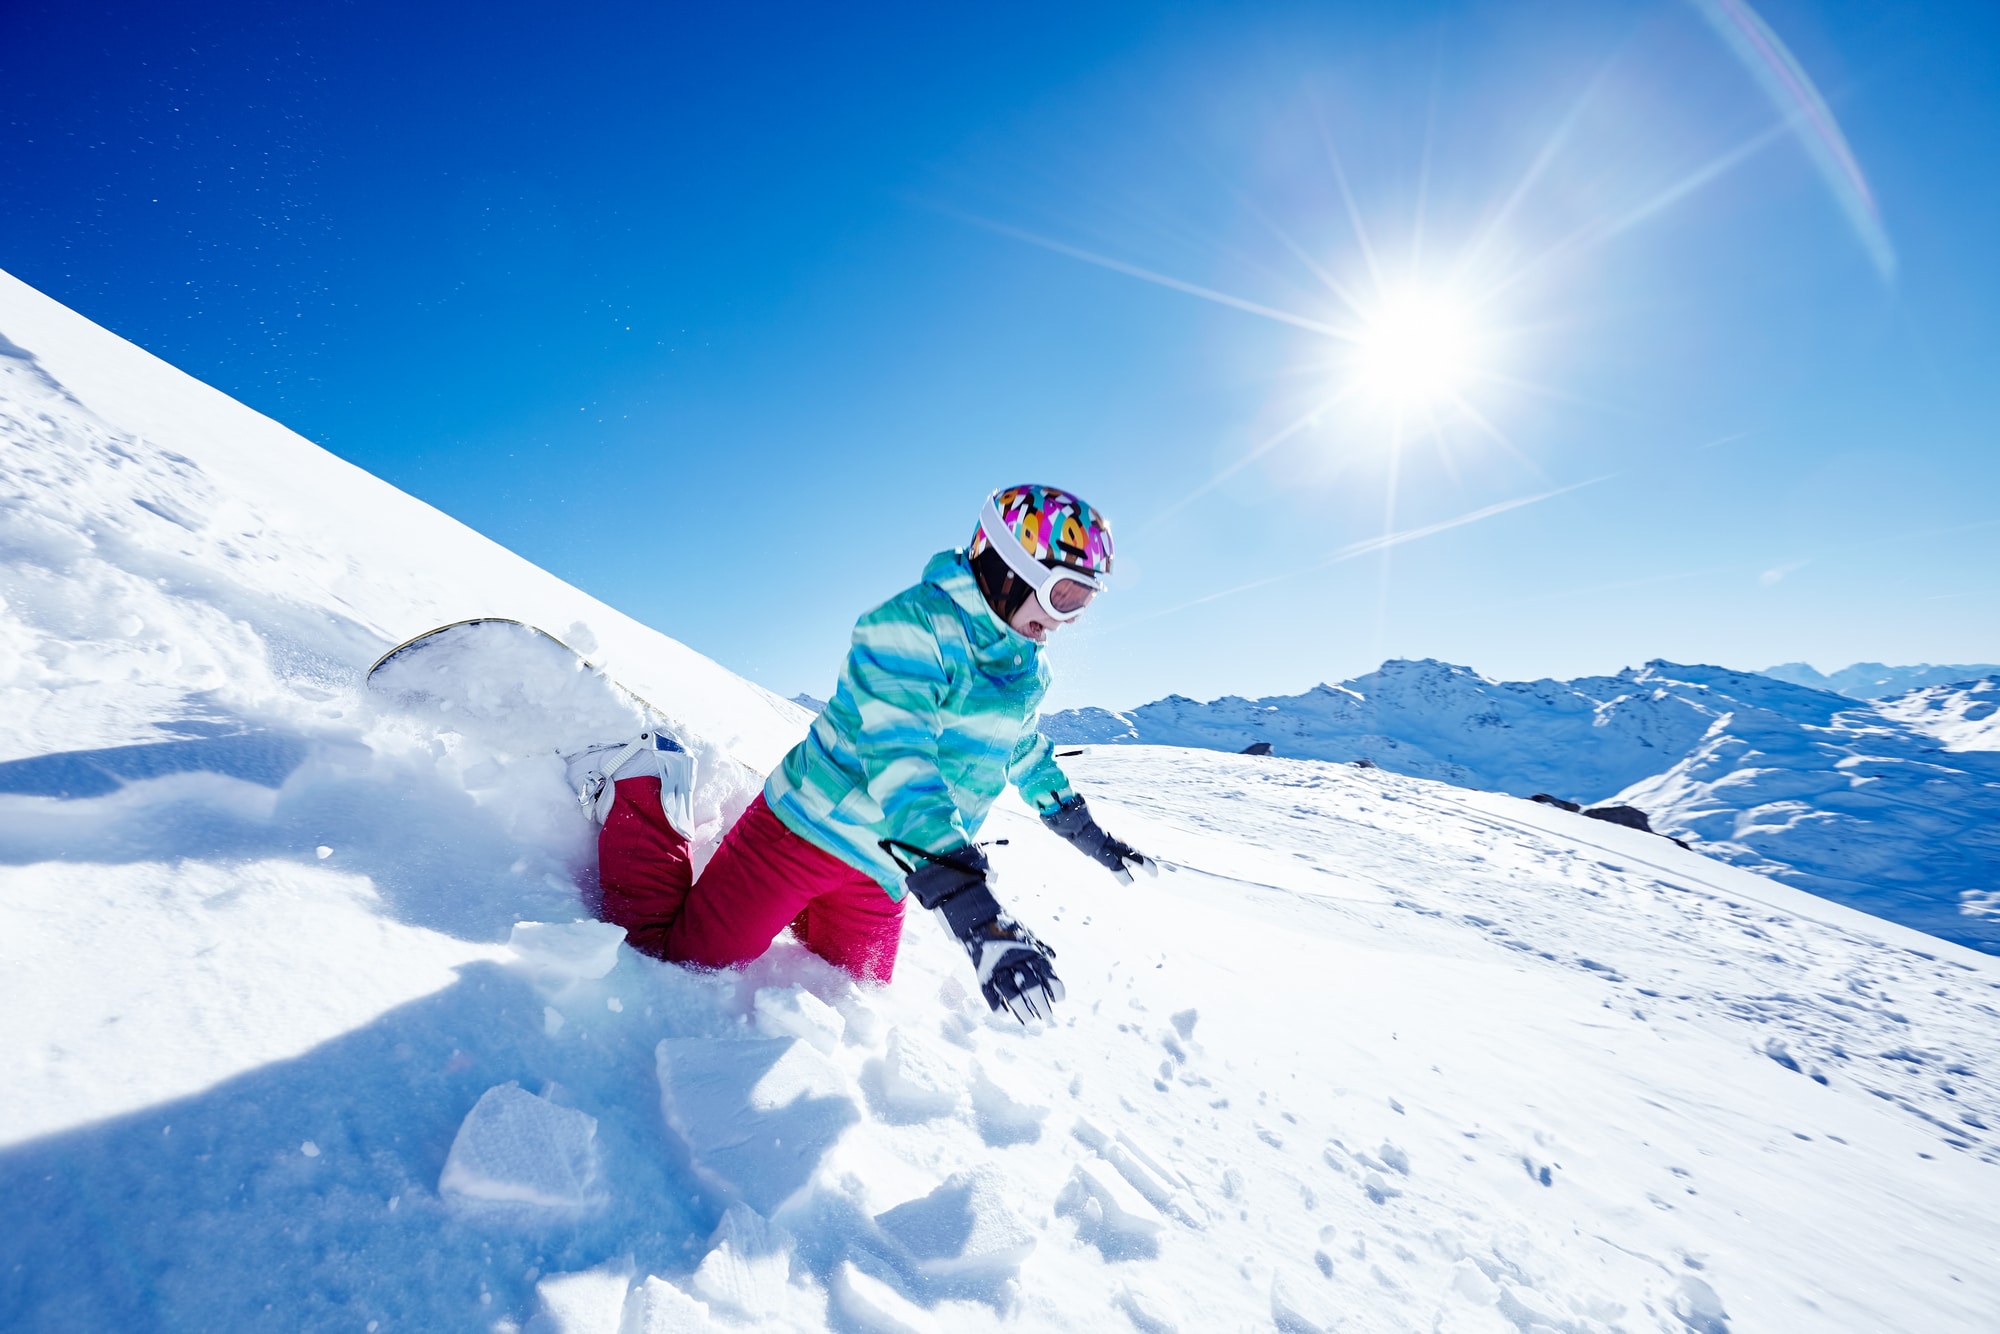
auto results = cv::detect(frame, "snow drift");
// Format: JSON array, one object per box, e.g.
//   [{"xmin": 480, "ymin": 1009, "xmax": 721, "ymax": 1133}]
[{"xmin": 5, "ymin": 267, "xmax": 2000, "ymax": 1333}]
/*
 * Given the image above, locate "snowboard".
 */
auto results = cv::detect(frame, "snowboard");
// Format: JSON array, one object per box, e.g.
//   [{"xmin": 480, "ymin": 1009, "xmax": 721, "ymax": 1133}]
[
  {"xmin": 365, "ymin": 618, "xmax": 670, "ymax": 760},
  {"xmin": 365, "ymin": 618, "xmax": 771, "ymax": 840}
]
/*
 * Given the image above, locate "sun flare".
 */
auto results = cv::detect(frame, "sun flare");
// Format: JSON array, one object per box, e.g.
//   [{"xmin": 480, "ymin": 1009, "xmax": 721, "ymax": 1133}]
[{"xmin": 1352, "ymin": 288, "xmax": 1480, "ymax": 412}]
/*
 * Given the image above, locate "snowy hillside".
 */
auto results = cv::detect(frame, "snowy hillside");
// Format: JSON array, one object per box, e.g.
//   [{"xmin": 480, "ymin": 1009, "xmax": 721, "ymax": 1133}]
[
  {"xmin": 5, "ymin": 268, "xmax": 2000, "ymax": 1333},
  {"xmin": 1622, "ymin": 673, "xmax": 2000, "ymax": 952},
  {"xmin": 1762, "ymin": 661, "xmax": 2000, "ymax": 699},
  {"xmin": 1874, "ymin": 677, "xmax": 2000, "ymax": 752},
  {"xmin": 1044, "ymin": 660, "xmax": 2000, "ymax": 955}
]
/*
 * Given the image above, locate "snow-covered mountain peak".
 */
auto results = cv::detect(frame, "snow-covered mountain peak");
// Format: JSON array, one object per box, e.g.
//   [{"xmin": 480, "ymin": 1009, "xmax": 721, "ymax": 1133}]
[{"xmin": 1622, "ymin": 658, "xmax": 1858, "ymax": 725}]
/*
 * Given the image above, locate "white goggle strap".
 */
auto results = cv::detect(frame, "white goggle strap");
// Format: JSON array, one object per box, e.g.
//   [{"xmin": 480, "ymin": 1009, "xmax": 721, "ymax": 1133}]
[{"xmin": 978, "ymin": 497, "xmax": 1104, "ymax": 622}]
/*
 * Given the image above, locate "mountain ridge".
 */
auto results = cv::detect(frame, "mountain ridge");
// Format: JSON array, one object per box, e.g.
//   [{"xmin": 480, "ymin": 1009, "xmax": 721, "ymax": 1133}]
[
  {"xmin": 1044, "ymin": 657, "xmax": 2000, "ymax": 952},
  {"xmin": 1763, "ymin": 659, "xmax": 2000, "ymax": 698}
]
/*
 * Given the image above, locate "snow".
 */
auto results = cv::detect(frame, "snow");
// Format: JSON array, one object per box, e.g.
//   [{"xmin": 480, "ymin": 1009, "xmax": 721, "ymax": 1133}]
[
  {"xmin": 656, "ymin": 1035, "xmax": 860, "ymax": 1216},
  {"xmin": 622, "ymin": 1274, "xmax": 717, "ymax": 1333},
  {"xmin": 1617, "ymin": 680, "xmax": 2000, "ymax": 950},
  {"xmin": 865, "ymin": 1027, "xmax": 969, "ymax": 1122},
  {"xmin": 368, "ymin": 619, "xmax": 654, "ymax": 758},
  {"xmin": 512, "ymin": 920, "xmax": 631, "ymax": 984},
  {"xmin": 1874, "ymin": 676, "xmax": 2000, "ymax": 752},
  {"xmin": 5, "ymin": 266, "xmax": 2000, "ymax": 1331},
  {"xmin": 531, "ymin": 1261, "xmax": 636, "ymax": 1334},
  {"xmin": 0, "ymin": 856, "xmax": 506, "ymax": 1144},
  {"xmin": 1045, "ymin": 658, "xmax": 2000, "ymax": 954},
  {"xmin": 1055, "ymin": 1157, "xmax": 1166, "ymax": 1261},
  {"xmin": 440, "ymin": 1083, "xmax": 604, "ymax": 1213},
  {"xmin": 754, "ymin": 984, "xmax": 848, "ymax": 1054}
]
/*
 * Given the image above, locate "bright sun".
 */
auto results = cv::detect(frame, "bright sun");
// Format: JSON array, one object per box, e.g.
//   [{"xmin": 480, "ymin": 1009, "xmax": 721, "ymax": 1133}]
[{"xmin": 1352, "ymin": 288, "xmax": 1479, "ymax": 412}]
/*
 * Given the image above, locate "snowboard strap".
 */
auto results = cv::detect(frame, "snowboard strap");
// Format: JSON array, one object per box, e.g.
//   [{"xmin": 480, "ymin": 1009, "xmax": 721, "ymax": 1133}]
[
  {"xmin": 599, "ymin": 734, "xmax": 649, "ymax": 782},
  {"xmin": 574, "ymin": 733, "xmax": 652, "ymax": 823}
]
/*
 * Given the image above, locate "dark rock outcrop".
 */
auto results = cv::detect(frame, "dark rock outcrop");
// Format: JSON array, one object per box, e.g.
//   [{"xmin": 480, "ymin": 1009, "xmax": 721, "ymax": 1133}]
[{"xmin": 1583, "ymin": 804, "xmax": 1653, "ymax": 834}]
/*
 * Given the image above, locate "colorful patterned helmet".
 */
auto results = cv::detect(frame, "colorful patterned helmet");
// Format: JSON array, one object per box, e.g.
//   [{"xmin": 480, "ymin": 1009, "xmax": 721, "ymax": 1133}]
[
  {"xmin": 970, "ymin": 484, "xmax": 1114, "ymax": 577},
  {"xmin": 969, "ymin": 484, "xmax": 1114, "ymax": 623}
]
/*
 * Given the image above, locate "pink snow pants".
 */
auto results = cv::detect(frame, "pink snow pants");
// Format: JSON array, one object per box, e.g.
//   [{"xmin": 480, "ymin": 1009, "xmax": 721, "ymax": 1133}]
[{"xmin": 596, "ymin": 778, "xmax": 906, "ymax": 982}]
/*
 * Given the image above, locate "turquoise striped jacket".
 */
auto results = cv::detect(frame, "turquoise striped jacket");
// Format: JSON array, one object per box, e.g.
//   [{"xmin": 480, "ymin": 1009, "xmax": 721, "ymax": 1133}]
[{"xmin": 763, "ymin": 549, "xmax": 1076, "ymax": 896}]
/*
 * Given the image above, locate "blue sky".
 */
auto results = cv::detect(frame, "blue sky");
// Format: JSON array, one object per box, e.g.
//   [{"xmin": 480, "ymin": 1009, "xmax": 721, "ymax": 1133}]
[{"xmin": 5, "ymin": 0, "xmax": 1997, "ymax": 711}]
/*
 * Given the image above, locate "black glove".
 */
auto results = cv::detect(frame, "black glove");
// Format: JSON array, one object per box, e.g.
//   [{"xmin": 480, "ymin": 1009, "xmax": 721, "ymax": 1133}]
[
  {"xmin": 1042, "ymin": 795, "xmax": 1157, "ymax": 884},
  {"xmin": 903, "ymin": 846, "xmax": 1065, "ymax": 1024}
]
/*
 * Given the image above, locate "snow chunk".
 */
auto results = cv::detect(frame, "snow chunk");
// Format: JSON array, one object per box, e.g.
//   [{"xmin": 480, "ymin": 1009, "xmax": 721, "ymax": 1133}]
[
  {"xmin": 753, "ymin": 983, "xmax": 845, "ymax": 1053},
  {"xmin": 1054, "ymin": 1159, "xmax": 1164, "ymax": 1261},
  {"xmin": 1073, "ymin": 1118, "xmax": 1197, "ymax": 1227},
  {"xmin": 874, "ymin": 1168, "xmax": 1035, "ymax": 1285},
  {"xmin": 864, "ymin": 1027, "xmax": 965, "ymax": 1122},
  {"xmin": 619, "ymin": 1277, "xmax": 714, "ymax": 1333},
  {"xmin": 1450, "ymin": 1258, "xmax": 1499, "ymax": 1304},
  {"xmin": 842, "ymin": 997, "xmax": 885, "ymax": 1048},
  {"xmin": 969, "ymin": 1062, "xmax": 1048, "ymax": 1146},
  {"xmin": 439, "ymin": 1083, "xmax": 601, "ymax": 1213},
  {"xmin": 688, "ymin": 1205, "xmax": 795, "ymax": 1321},
  {"xmin": 830, "ymin": 1261, "xmax": 939, "ymax": 1334},
  {"xmin": 620, "ymin": 1277, "xmax": 714, "ymax": 1333},
  {"xmin": 528, "ymin": 1260, "xmax": 631, "ymax": 1334},
  {"xmin": 655, "ymin": 1037, "xmax": 857, "ymax": 1215},
  {"xmin": 509, "ymin": 920, "xmax": 627, "ymax": 983}
]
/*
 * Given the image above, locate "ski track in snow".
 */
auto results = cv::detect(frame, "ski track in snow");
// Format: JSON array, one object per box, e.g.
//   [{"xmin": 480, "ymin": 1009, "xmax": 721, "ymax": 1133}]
[{"xmin": 4, "ymin": 268, "xmax": 2000, "ymax": 1332}]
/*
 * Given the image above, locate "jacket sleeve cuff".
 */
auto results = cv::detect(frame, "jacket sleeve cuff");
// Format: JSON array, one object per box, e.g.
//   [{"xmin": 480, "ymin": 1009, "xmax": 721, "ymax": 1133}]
[{"xmin": 1026, "ymin": 780, "xmax": 1075, "ymax": 815}]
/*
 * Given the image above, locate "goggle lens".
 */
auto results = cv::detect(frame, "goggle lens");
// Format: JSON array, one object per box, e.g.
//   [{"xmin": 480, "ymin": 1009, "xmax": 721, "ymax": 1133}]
[{"xmin": 1048, "ymin": 575, "xmax": 1098, "ymax": 615}]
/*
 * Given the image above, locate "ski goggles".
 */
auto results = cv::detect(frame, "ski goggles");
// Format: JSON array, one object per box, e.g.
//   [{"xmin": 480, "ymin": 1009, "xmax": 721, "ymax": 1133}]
[{"xmin": 979, "ymin": 496, "xmax": 1107, "ymax": 622}]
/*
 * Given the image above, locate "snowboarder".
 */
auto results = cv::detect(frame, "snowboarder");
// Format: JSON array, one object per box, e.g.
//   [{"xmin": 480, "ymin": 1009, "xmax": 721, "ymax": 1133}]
[{"xmin": 575, "ymin": 484, "xmax": 1154, "ymax": 1021}]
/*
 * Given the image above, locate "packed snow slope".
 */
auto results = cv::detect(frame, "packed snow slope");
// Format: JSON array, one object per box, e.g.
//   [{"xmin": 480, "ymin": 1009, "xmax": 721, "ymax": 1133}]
[
  {"xmin": 4, "ymin": 267, "xmax": 2000, "ymax": 1333},
  {"xmin": 1044, "ymin": 659, "xmax": 2000, "ymax": 954}
]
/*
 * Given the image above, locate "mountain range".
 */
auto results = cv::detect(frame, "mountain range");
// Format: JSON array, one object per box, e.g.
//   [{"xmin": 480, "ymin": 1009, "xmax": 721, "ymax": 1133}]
[
  {"xmin": 1045, "ymin": 658, "xmax": 2000, "ymax": 952},
  {"xmin": 1762, "ymin": 660, "xmax": 2000, "ymax": 698}
]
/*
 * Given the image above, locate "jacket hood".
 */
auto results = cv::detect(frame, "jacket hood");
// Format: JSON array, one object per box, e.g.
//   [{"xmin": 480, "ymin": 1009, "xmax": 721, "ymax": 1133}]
[{"xmin": 923, "ymin": 548, "xmax": 1041, "ymax": 671}]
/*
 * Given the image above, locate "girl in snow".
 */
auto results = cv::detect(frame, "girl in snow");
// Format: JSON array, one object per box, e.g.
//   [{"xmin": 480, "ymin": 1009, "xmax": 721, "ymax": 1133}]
[{"xmin": 574, "ymin": 484, "xmax": 1153, "ymax": 1022}]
